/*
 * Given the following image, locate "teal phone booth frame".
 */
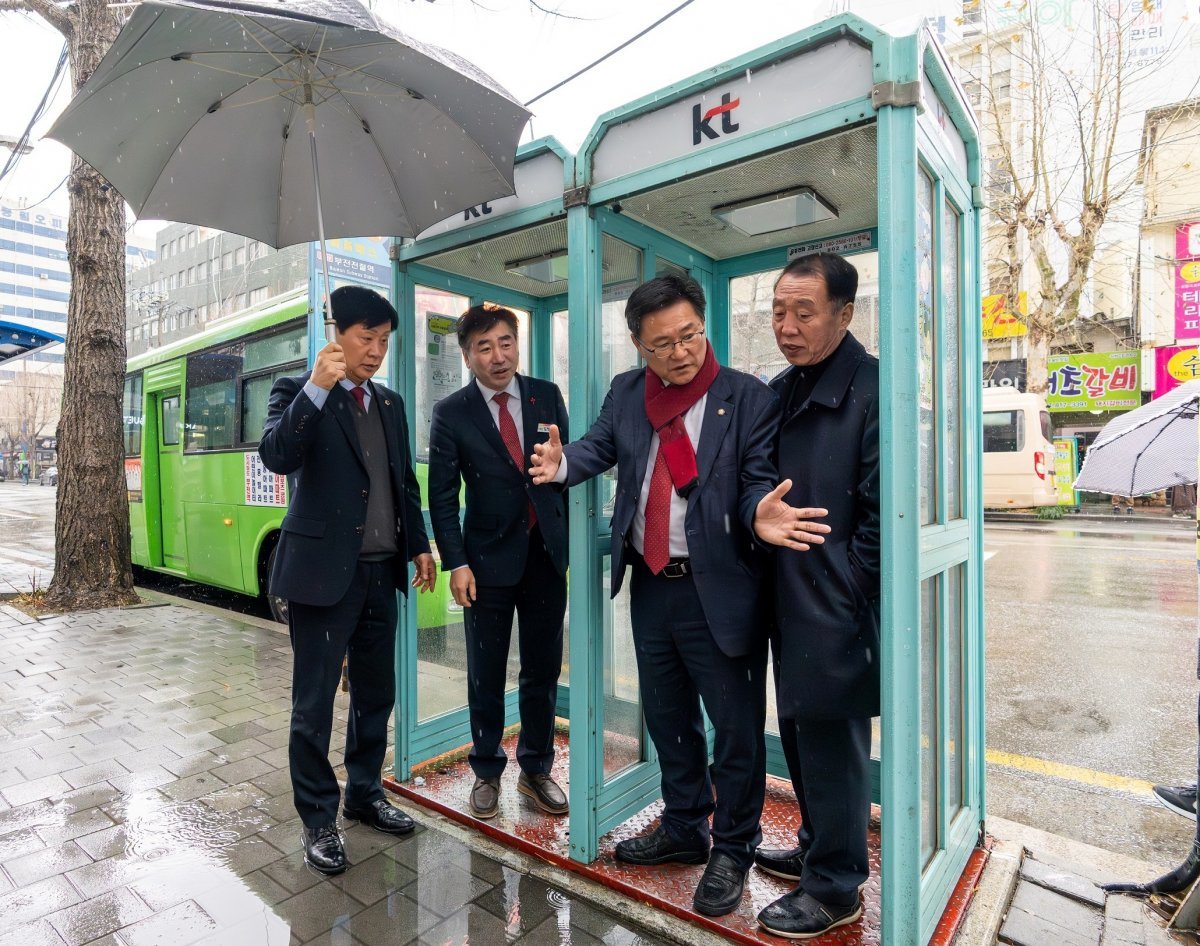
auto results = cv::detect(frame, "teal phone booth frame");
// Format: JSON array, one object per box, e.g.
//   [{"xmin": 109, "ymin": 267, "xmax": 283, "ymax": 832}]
[{"xmin": 390, "ymin": 15, "xmax": 984, "ymax": 945}]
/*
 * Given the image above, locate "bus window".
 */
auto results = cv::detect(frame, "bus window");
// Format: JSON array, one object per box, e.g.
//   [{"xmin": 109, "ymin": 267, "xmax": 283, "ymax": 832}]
[
  {"xmin": 161, "ymin": 396, "xmax": 181, "ymax": 446},
  {"xmin": 124, "ymin": 373, "xmax": 143, "ymax": 456},
  {"xmin": 186, "ymin": 351, "xmax": 239, "ymax": 450},
  {"xmin": 240, "ymin": 323, "xmax": 307, "ymax": 444},
  {"xmin": 983, "ymin": 410, "xmax": 1024, "ymax": 453}
]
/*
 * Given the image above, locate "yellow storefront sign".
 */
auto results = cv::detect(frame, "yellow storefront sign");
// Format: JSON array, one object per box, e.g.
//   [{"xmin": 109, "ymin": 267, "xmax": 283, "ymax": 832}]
[{"xmin": 982, "ymin": 292, "xmax": 1028, "ymax": 339}]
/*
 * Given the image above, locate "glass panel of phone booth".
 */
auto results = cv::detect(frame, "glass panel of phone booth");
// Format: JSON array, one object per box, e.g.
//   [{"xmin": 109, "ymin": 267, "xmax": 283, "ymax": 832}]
[{"xmin": 413, "ymin": 285, "xmax": 470, "ymax": 724}]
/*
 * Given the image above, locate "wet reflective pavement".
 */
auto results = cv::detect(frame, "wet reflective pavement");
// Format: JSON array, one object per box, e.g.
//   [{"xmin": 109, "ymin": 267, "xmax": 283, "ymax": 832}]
[
  {"xmin": 985, "ymin": 520, "xmax": 1198, "ymax": 865},
  {"xmin": 0, "ymin": 601, "xmax": 675, "ymax": 945}
]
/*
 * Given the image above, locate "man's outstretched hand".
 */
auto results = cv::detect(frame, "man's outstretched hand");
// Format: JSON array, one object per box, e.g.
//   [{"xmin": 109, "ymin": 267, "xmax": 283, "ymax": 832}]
[
  {"xmin": 529, "ymin": 424, "xmax": 562, "ymax": 485},
  {"xmin": 753, "ymin": 480, "xmax": 831, "ymax": 551}
]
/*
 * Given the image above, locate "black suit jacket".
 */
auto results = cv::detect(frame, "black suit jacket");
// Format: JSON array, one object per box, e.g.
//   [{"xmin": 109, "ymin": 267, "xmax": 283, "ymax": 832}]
[
  {"xmin": 563, "ymin": 365, "xmax": 780, "ymax": 658},
  {"xmin": 427, "ymin": 374, "xmax": 569, "ymax": 585},
  {"xmin": 258, "ymin": 373, "xmax": 431, "ymax": 607},
  {"xmin": 770, "ymin": 332, "xmax": 881, "ymax": 719}
]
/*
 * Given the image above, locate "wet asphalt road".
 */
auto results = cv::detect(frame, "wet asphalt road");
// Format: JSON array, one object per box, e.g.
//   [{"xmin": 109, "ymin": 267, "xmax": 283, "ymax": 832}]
[
  {"xmin": 1, "ymin": 485, "xmax": 1194, "ymax": 866},
  {"xmin": 985, "ymin": 519, "xmax": 1197, "ymax": 866}
]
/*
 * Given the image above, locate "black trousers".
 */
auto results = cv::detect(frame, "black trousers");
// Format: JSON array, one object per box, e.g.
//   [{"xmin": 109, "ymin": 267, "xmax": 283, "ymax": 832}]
[
  {"xmin": 629, "ymin": 556, "xmax": 767, "ymax": 871},
  {"xmin": 288, "ymin": 558, "xmax": 398, "ymax": 828},
  {"xmin": 464, "ymin": 526, "xmax": 567, "ymax": 779},
  {"xmin": 777, "ymin": 712, "xmax": 872, "ymax": 906}
]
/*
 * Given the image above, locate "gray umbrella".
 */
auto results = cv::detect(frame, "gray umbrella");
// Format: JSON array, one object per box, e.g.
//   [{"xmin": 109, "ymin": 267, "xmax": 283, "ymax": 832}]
[
  {"xmin": 1074, "ymin": 380, "xmax": 1200, "ymax": 496},
  {"xmin": 47, "ymin": 0, "xmax": 529, "ymax": 333}
]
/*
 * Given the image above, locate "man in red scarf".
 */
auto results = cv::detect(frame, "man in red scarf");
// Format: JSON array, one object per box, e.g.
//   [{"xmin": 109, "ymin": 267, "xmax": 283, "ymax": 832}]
[{"xmin": 530, "ymin": 273, "xmax": 828, "ymax": 918}]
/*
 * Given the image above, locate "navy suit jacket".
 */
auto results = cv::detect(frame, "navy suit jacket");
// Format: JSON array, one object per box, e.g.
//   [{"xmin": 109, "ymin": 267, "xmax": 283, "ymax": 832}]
[
  {"xmin": 427, "ymin": 374, "xmax": 569, "ymax": 585},
  {"xmin": 563, "ymin": 365, "xmax": 781, "ymax": 658},
  {"xmin": 770, "ymin": 332, "xmax": 881, "ymax": 719},
  {"xmin": 258, "ymin": 373, "xmax": 431, "ymax": 607}
]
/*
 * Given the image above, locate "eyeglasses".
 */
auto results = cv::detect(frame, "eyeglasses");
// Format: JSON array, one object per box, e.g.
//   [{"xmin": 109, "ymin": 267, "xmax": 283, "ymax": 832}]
[{"xmin": 636, "ymin": 329, "xmax": 705, "ymax": 360}]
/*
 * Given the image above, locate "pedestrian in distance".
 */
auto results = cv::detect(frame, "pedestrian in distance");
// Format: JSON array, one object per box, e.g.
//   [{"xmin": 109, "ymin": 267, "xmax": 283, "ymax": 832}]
[
  {"xmin": 530, "ymin": 272, "xmax": 830, "ymax": 919},
  {"xmin": 259, "ymin": 285, "xmax": 436, "ymax": 877},
  {"xmin": 754, "ymin": 252, "xmax": 881, "ymax": 940},
  {"xmin": 427, "ymin": 303, "xmax": 571, "ymax": 821}
]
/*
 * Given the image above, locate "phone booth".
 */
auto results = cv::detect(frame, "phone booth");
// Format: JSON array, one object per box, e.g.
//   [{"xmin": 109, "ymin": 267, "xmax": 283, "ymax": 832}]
[
  {"xmin": 391, "ymin": 14, "xmax": 984, "ymax": 945},
  {"xmin": 564, "ymin": 13, "xmax": 984, "ymax": 943}
]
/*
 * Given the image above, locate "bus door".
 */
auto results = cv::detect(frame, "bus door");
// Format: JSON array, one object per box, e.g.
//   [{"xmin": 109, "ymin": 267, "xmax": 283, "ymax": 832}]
[{"xmin": 154, "ymin": 388, "xmax": 185, "ymax": 569}]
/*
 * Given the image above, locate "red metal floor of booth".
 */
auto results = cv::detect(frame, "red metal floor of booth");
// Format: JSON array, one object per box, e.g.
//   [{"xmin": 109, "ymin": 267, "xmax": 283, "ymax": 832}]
[{"xmin": 383, "ymin": 732, "xmax": 986, "ymax": 946}]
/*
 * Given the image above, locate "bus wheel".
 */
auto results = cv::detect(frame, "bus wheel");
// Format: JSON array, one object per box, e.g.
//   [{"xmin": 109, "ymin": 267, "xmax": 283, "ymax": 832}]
[{"xmin": 264, "ymin": 545, "xmax": 288, "ymax": 625}]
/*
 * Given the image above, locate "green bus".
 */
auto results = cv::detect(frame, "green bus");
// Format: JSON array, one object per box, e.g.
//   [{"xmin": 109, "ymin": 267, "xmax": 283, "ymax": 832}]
[{"xmin": 123, "ymin": 288, "xmax": 454, "ymax": 626}]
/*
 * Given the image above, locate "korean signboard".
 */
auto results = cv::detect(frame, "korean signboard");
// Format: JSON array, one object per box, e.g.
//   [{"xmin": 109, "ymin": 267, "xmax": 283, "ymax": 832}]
[
  {"xmin": 982, "ymin": 358, "xmax": 1026, "ymax": 391},
  {"xmin": 982, "ymin": 292, "xmax": 1028, "ymax": 339},
  {"xmin": 1154, "ymin": 344, "xmax": 1200, "ymax": 397},
  {"xmin": 1046, "ymin": 350, "xmax": 1140, "ymax": 412},
  {"xmin": 1177, "ymin": 222, "xmax": 1200, "ymax": 340},
  {"xmin": 1054, "ymin": 439, "xmax": 1078, "ymax": 507}
]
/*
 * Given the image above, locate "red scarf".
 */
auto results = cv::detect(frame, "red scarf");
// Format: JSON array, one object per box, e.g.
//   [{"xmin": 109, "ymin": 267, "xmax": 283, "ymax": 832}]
[{"xmin": 643, "ymin": 341, "xmax": 720, "ymax": 497}]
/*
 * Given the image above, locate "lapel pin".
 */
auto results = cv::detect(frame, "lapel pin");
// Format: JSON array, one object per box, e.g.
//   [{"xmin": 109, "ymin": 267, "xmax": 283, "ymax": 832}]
[
  {"xmin": 384, "ymin": 399, "xmax": 391, "ymax": 406},
  {"xmin": 717, "ymin": 408, "xmax": 726, "ymax": 416}
]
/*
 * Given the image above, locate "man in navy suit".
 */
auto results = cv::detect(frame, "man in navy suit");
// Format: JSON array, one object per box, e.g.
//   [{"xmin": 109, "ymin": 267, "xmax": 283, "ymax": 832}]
[
  {"xmin": 427, "ymin": 303, "xmax": 570, "ymax": 820},
  {"xmin": 530, "ymin": 274, "xmax": 829, "ymax": 918},
  {"xmin": 260, "ymin": 285, "xmax": 436, "ymax": 876},
  {"xmin": 753, "ymin": 253, "xmax": 880, "ymax": 939}
]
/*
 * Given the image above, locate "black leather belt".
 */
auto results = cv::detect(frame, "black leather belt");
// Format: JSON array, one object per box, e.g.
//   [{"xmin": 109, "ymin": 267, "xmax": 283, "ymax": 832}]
[{"xmin": 659, "ymin": 558, "xmax": 691, "ymax": 578}]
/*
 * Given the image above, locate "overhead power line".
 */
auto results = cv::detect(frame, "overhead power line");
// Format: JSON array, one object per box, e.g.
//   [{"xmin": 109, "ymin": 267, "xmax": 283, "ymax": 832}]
[{"xmin": 523, "ymin": 0, "xmax": 698, "ymax": 107}]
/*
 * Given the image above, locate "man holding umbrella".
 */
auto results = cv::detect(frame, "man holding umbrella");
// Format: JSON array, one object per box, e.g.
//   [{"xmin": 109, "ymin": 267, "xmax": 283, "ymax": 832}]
[{"xmin": 260, "ymin": 285, "xmax": 436, "ymax": 876}]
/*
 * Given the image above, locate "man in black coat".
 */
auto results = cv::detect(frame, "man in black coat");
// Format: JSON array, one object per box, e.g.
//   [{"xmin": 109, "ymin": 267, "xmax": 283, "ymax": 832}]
[
  {"xmin": 427, "ymin": 303, "xmax": 570, "ymax": 820},
  {"xmin": 754, "ymin": 253, "xmax": 881, "ymax": 939},
  {"xmin": 530, "ymin": 274, "xmax": 829, "ymax": 918},
  {"xmin": 260, "ymin": 285, "xmax": 436, "ymax": 876}
]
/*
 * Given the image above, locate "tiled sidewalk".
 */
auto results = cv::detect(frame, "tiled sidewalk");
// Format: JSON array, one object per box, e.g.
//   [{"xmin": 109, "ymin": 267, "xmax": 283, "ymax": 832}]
[{"xmin": 0, "ymin": 598, "xmax": 675, "ymax": 946}]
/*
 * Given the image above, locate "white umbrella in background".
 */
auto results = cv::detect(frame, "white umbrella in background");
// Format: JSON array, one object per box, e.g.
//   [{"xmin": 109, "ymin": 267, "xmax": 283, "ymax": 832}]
[
  {"xmin": 47, "ymin": 0, "xmax": 530, "ymax": 339},
  {"xmin": 1074, "ymin": 380, "xmax": 1200, "ymax": 497}
]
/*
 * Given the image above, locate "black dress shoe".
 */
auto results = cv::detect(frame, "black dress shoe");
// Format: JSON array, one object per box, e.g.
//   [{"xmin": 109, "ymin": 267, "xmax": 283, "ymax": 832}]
[
  {"xmin": 614, "ymin": 826, "xmax": 709, "ymax": 866},
  {"xmin": 757, "ymin": 888, "xmax": 862, "ymax": 939},
  {"xmin": 517, "ymin": 772, "xmax": 569, "ymax": 815},
  {"xmin": 693, "ymin": 851, "xmax": 748, "ymax": 917},
  {"xmin": 754, "ymin": 844, "xmax": 807, "ymax": 881},
  {"xmin": 342, "ymin": 798, "xmax": 416, "ymax": 835},
  {"xmin": 302, "ymin": 824, "xmax": 348, "ymax": 876}
]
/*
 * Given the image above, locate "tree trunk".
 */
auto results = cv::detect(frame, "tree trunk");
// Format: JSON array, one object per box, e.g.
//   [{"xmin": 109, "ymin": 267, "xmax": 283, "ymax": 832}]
[{"xmin": 43, "ymin": 3, "xmax": 137, "ymax": 609}]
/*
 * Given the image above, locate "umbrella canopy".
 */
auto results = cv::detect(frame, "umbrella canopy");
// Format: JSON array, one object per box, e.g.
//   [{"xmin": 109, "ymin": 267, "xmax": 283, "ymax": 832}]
[
  {"xmin": 47, "ymin": 0, "xmax": 530, "ymax": 248},
  {"xmin": 1074, "ymin": 380, "xmax": 1200, "ymax": 495}
]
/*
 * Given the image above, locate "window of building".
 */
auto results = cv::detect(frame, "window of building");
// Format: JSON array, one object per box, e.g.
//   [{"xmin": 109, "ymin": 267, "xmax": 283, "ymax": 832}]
[
  {"xmin": 234, "ymin": 245, "xmax": 246, "ymax": 266},
  {"xmin": 249, "ymin": 286, "xmax": 269, "ymax": 306},
  {"xmin": 222, "ymin": 251, "xmax": 233, "ymax": 271}
]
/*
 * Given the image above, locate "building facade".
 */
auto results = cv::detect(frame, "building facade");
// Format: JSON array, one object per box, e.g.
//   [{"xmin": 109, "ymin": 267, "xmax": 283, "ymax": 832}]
[{"xmin": 126, "ymin": 223, "xmax": 307, "ymax": 356}]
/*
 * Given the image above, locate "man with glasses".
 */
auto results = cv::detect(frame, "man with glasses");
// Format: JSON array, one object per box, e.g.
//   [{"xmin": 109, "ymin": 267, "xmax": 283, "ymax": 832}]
[{"xmin": 530, "ymin": 273, "xmax": 829, "ymax": 918}]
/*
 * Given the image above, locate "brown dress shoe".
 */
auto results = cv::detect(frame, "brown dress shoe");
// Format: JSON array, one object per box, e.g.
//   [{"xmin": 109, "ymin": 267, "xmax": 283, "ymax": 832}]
[
  {"xmin": 517, "ymin": 772, "xmax": 569, "ymax": 815},
  {"xmin": 469, "ymin": 776, "xmax": 500, "ymax": 819}
]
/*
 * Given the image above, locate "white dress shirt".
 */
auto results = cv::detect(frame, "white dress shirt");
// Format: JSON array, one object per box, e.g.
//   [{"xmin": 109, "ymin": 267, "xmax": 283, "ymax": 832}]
[
  {"xmin": 554, "ymin": 393, "xmax": 707, "ymax": 559},
  {"xmin": 303, "ymin": 377, "xmax": 373, "ymax": 411},
  {"xmin": 476, "ymin": 375, "xmax": 524, "ymax": 453}
]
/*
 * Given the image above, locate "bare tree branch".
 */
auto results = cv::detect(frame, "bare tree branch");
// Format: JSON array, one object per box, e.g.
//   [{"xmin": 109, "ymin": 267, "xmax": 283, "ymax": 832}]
[{"xmin": 0, "ymin": 0, "xmax": 74, "ymax": 39}]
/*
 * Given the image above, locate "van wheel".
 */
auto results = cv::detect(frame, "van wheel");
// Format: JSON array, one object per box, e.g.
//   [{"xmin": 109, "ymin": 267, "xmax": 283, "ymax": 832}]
[{"xmin": 265, "ymin": 544, "xmax": 288, "ymax": 625}]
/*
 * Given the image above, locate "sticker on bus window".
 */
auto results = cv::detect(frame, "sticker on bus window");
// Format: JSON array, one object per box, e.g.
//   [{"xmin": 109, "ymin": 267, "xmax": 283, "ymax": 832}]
[
  {"xmin": 245, "ymin": 453, "xmax": 287, "ymax": 506},
  {"xmin": 125, "ymin": 458, "xmax": 143, "ymax": 503}
]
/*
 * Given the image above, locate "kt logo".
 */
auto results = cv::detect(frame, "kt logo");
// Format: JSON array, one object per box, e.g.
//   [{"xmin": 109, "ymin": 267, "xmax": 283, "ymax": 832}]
[
  {"xmin": 463, "ymin": 201, "xmax": 493, "ymax": 220},
  {"xmin": 692, "ymin": 92, "xmax": 740, "ymax": 145}
]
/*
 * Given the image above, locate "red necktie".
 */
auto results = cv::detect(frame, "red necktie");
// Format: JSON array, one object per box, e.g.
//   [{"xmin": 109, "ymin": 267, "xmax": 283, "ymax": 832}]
[
  {"xmin": 349, "ymin": 385, "xmax": 366, "ymax": 411},
  {"xmin": 642, "ymin": 445, "xmax": 672, "ymax": 574},
  {"xmin": 493, "ymin": 392, "xmax": 536, "ymax": 531}
]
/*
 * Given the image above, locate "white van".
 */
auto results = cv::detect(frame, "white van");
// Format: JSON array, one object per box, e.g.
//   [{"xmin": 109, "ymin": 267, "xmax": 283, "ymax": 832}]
[{"xmin": 982, "ymin": 389, "xmax": 1059, "ymax": 508}]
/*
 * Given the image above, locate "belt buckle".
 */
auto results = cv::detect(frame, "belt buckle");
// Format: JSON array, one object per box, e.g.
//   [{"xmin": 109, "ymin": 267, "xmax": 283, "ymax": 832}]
[{"xmin": 661, "ymin": 560, "xmax": 689, "ymax": 578}]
